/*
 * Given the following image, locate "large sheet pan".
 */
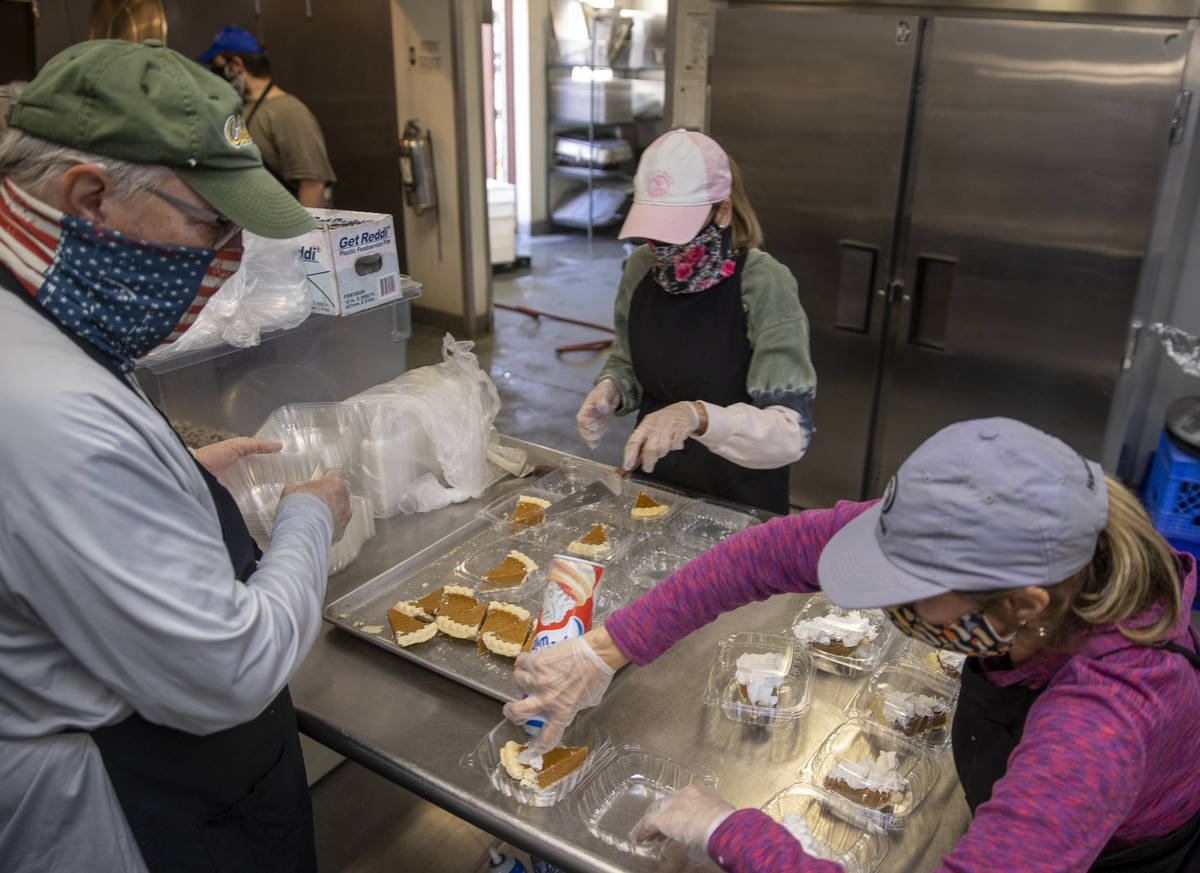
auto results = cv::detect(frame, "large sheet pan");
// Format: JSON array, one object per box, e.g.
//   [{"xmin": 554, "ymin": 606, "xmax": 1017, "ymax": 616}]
[{"xmin": 324, "ymin": 468, "xmax": 759, "ymax": 702}]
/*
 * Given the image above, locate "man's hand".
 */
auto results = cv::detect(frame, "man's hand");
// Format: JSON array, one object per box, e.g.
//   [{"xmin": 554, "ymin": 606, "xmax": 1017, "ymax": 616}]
[
  {"xmin": 193, "ymin": 437, "xmax": 282, "ymax": 478},
  {"xmin": 281, "ymin": 470, "xmax": 352, "ymax": 542}
]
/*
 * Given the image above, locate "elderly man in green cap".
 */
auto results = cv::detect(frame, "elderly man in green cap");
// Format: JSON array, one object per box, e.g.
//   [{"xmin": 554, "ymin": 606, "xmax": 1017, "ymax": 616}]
[{"xmin": 0, "ymin": 40, "xmax": 350, "ymax": 872}]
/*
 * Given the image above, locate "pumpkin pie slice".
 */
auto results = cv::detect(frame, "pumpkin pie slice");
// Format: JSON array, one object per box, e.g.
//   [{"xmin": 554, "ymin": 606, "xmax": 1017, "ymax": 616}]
[
  {"xmin": 631, "ymin": 491, "xmax": 669, "ymax": 519},
  {"xmin": 436, "ymin": 599, "xmax": 488, "ymax": 639},
  {"xmin": 481, "ymin": 550, "xmax": 538, "ymax": 591},
  {"xmin": 392, "ymin": 586, "xmax": 449, "ymax": 620},
  {"xmin": 567, "ymin": 523, "xmax": 611, "ymax": 560},
  {"xmin": 508, "ymin": 495, "xmax": 551, "ymax": 534},
  {"xmin": 478, "ymin": 602, "xmax": 532, "ymax": 657},
  {"xmin": 499, "ymin": 740, "xmax": 589, "ymax": 789},
  {"xmin": 387, "ymin": 607, "xmax": 438, "ymax": 647}
]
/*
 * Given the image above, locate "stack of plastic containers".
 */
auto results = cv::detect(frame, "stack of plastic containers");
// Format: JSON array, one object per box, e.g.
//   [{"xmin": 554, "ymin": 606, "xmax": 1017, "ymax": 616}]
[{"xmin": 219, "ymin": 401, "xmax": 375, "ymax": 574}]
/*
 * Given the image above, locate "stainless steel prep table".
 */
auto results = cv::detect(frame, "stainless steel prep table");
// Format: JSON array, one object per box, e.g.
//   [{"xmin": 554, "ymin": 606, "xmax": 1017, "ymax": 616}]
[{"xmin": 289, "ymin": 437, "xmax": 972, "ymax": 872}]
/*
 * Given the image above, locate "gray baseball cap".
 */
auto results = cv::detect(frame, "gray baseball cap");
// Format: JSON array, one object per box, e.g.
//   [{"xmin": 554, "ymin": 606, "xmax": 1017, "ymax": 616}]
[{"xmin": 818, "ymin": 418, "xmax": 1108, "ymax": 608}]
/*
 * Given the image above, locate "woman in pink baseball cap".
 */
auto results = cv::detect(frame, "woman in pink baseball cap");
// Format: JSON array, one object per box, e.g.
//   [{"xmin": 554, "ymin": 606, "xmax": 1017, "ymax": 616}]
[{"xmin": 575, "ymin": 129, "xmax": 816, "ymax": 513}]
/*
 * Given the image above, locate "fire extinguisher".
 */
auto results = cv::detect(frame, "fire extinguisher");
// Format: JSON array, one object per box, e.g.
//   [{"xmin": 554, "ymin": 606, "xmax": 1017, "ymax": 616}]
[{"xmin": 399, "ymin": 119, "xmax": 438, "ymax": 215}]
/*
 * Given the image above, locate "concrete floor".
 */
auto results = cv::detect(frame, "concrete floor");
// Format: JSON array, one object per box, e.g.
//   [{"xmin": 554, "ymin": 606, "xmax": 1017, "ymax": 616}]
[{"xmin": 311, "ymin": 231, "xmax": 633, "ymax": 873}]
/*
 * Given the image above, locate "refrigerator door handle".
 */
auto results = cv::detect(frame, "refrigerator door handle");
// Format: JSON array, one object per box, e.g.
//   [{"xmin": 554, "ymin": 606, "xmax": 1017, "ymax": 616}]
[
  {"xmin": 834, "ymin": 241, "xmax": 878, "ymax": 333},
  {"xmin": 906, "ymin": 255, "xmax": 956, "ymax": 350}
]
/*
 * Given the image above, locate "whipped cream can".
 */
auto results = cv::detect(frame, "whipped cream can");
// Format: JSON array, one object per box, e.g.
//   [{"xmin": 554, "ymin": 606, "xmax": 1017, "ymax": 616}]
[
  {"xmin": 522, "ymin": 555, "xmax": 604, "ymax": 735},
  {"xmin": 529, "ymin": 554, "xmax": 603, "ymax": 652}
]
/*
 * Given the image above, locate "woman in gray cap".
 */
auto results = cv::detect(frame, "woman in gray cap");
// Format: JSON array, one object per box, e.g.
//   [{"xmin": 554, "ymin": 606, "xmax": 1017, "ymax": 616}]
[{"xmin": 505, "ymin": 417, "xmax": 1200, "ymax": 873}]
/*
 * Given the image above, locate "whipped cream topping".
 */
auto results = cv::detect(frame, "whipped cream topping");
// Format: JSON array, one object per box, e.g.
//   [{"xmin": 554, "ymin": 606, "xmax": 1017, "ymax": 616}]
[
  {"xmin": 735, "ymin": 652, "xmax": 790, "ymax": 706},
  {"xmin": 792, "ymin": 609, "xmax": 879, "ymax": 648},
  {"xmin": 876, "ymin": 690, "xmax": 949, "ymax": 721},
  {"xmin": 826, "ymin": 750, "xmax": 908, "ymax": 794}
]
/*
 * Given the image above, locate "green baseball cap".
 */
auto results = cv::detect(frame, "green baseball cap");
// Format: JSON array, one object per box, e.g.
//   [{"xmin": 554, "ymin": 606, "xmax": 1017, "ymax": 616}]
[{"xmin": 5, "ymin": 39, "xmax": 316, "ymax": 239}]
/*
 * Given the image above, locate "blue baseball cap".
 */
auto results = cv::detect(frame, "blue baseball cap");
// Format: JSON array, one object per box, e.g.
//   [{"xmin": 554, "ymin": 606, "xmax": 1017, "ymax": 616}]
[
  {"xmin": 817, "ymin": 418, "xmax": 1109, "ymax": 608},
  {"xmin": 196, "ymin": 26, "xmax": 263, "ymax": 63}
]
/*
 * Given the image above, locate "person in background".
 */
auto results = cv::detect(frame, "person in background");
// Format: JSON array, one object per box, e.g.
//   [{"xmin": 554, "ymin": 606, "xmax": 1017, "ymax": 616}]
[
  {"xmin": 0, "ymin": 39, "xmax": 350, "ymax": 872},
  {"xmin": 575, "ymin": 129, "xmax": 815, "ymax": 513},
  {"xmin": 506, "ymin": 418, "xmax": 1200, "ymax": 872},
  {"xmin": 198, "ymin": 25, "xmax": 336, "ymax": 208}
]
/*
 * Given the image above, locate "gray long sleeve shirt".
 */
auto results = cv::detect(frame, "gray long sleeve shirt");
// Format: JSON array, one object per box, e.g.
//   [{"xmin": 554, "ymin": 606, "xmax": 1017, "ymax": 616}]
[{"xmin": 0, "ymin": 291, "xmax": 334, "ymax": 871}]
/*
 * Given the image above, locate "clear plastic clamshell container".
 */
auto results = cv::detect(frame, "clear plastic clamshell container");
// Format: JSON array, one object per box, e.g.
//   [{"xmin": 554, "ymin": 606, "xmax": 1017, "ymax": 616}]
[
  {"xmin": 624, "ymin": 541, "xmax": 704, "ymax": 593},
  {"xmin": 789, "ymin": 594, "xmax": 895, "ymax": 676},
  {"xmin": 329, "ymin": 495, "xmax": 375, "ymax": 575},
  {"xmin": 850, "ymin": 664, "xmax": 959, "ymax": 748},
  {"xmin": 621, "ymin": 480, "xmax": 691, "ymax": 528},
  {"xmin": 664, "ymin": 500, "xmax": 758, "ymax": 548},
  {"xmin": 452, "ymin": 539, "xmax": 552, "ymax": 600},
  {"xmin": 535, "ymin": 459, "xmax": 611, "ymax": 497},
  {"xmin": 254, "ymin": 402, "xmax": 368, "ymax": 482},
  {"xmin": 762, "ymin": 782, "xmax": 891, "ymax": 873},
  {"xmin": 704, "ymin": 633, "xmax": 814, "ymax": 727},
  {"xmin": 477, "ymin": 488, "xmax": 564, "ymax": 544},
  {"xmin": 898, "ymin": 638, "xmax": 967, "ymax": 683},
  {"xmin": 551, "ymin": 514, "xmax": 637, "ymax": 566},
  {"xmin": 460, "ymin": 718, "xmax": 616, "ymax": 808},
  {"xmin": 570, "ymin": 746, "xmax": 718, "ymax": 858},
  {"xmin": 804, "ymin": 717, "xmax": 938, "ymax": 833}
]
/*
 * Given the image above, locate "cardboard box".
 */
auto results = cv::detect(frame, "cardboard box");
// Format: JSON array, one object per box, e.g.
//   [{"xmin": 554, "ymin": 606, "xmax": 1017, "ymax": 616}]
[{"xmin": 300, "ymin": 209, "xmax": 405, "ymax": 316}]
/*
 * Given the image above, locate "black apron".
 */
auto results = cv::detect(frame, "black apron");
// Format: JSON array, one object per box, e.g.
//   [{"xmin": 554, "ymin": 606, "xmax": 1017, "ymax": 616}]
[
  {"xmin": 626, "ymin": 254, "xmax": 790, "ymax": 513},
  {"xmin": 951, "ymin": 629, "xmax": 1200, "ymax": 872},
  {"xmin": 1, "ymin": 264, "xmax": 317, "ymax": 873}
]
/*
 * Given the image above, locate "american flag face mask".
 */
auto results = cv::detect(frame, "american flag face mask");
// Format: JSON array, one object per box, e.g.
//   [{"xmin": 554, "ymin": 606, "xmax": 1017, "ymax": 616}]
[{"xmin": 36, "ymin": 214, "xmax": 242, "ymax": 371}]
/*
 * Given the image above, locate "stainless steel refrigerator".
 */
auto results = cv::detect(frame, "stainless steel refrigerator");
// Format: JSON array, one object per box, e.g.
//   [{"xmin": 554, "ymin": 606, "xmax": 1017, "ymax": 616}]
[{"xmin": 708, "ymin": 5, "xmax": 1192, "ymax": 508}]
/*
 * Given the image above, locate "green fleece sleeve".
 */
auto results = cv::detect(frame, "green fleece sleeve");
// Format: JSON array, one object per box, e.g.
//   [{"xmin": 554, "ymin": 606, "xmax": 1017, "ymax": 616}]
[
  {"xmin": 741, "ymin": 249, "xmax": 817, "ymax": 433},
  {"xmin": 595, "ymin": 245, "xmax": 653, "ymax": 416}
]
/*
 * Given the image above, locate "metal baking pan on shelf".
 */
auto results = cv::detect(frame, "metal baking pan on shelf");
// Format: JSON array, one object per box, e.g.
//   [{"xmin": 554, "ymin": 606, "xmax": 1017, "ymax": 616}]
[{"xmin": 323, "ymin": 478, "xmax": 693, "ymax": 702}]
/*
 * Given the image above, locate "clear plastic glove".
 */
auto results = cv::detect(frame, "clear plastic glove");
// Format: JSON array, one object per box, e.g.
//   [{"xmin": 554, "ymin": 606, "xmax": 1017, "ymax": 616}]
[
  {"xmin": 281, "ymin": 470, "xmax": 352, "ymax": 543},
  {"xmin": 622, "ymin": 401, "xmax": 701, "ymax": 474},
  {"xmin": 502, "ymin": 634, "xmax": 616, "ymax": 762},
  {"xmin": 193, "ymin": 437, "xmax": 282, "ymax": 478},
  {"xmin": 576, "ymin": 379, "xmax": 621, "ymax": 451},
  {"xmin": 629, "ymin": 785, "xmax": 735, "ymax": 857}
]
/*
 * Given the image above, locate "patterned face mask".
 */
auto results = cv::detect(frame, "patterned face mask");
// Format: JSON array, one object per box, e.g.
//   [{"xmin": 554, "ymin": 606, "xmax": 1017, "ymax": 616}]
[
  {"xmin": 649, "ymin": 222, "xmax": 737, "ymax": 294},
  {"xmin": 884, "ymin": 602, "xmax": 1019, "ymax": 657},
  {"xmin": 37, "ymin": 214, "xmax": 241, "ymax": 371}
]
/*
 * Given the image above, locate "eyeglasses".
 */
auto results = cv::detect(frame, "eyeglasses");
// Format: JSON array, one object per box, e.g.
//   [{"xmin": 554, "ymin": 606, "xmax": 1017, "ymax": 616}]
[{"xmin": 142, "ymin": 186, "xmax": 242, "ymax": 250}]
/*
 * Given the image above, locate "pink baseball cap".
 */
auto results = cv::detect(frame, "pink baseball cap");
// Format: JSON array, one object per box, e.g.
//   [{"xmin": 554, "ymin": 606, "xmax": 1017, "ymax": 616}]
[{"xmin": 619, "ymin": 129, "xmax": 732, "ymax": 244}]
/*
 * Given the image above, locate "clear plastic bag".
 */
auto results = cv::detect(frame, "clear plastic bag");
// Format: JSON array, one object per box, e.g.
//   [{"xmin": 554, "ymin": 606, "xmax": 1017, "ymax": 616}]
[
  {"xmin": 351, "ymin": 334, "xmax": 501, "ymax": 517},
  {"xmin": 141, "ymin": 231, "xmax": 311, "ymax": 359},
  {"xmin": 1150, "ymin": 322, "xmax": 1200, "ymax": 378}
]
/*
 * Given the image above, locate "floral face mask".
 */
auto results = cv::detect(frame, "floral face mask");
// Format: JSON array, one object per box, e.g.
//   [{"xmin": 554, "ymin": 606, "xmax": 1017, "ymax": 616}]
[
  {"xmin": 884, "ymin": 602, "xmax": 1019, "ymax": 657},
  {"xmin": 649, "ymin": 222, "xmax": 737, "ymax": 294}
]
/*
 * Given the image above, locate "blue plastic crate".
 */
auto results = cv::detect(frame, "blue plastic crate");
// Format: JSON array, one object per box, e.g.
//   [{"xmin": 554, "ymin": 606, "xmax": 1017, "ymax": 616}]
[{"xmin": 1142, "ymin": 431, "xmax": 1200, "ymax": 540}]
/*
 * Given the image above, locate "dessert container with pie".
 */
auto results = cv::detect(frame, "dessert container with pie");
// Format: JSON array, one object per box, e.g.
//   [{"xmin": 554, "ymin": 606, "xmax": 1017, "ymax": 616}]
[
  {"xmin": 570, "ymin": 747, "xmax": 718, "ymax": 858},
  {"xmin": 761, "ymin": 782, "xmax": 892, "ymax": 873},
  {"xmin": 623, "ymin": 483, "xmax": 689, "ymax": 525},
  {"xmin": 454, "ymin": 541, "xmax": 550, "ymax": 597},
  {"xmin": 703, "ymin": 633, "xmax": 814, "ymax": 727},
  {"xmin": 789, "ymin": 594, "xmax": 895, "ymax": 677},
  {"xmin": 461, "ymin": 718, "xmax": 615, "ymax": 808},
  {"xmin": 850, "ymin": 664, "xmax": 958, "ymax": 747},
  {"xmin": 898, "ymin": 638, "xmax": 967, "ymax": 681},
  {"xmin": 556, "ymin": 516, "xmax": 636, "ymax": 565},
  {"xmin": 803, "ymin": 718, "xmax": 937, "ymax": 833},
  {"xmin": 478, "ymin": 489, "xmax": 562, "ymax": 542}
]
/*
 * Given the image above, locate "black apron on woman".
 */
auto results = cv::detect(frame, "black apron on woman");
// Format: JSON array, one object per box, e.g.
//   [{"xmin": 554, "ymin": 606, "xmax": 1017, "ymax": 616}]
[
  {"xmin": 1, "ymin": 265, "xmax": 317, "ymax": 873},
  {"xmin": 626, "ymin": 253, "xmax": 790, "ymax": 514},
  {"xmin": 950, "ymin": 629, "xmax": 1200, "ymax": 872}
]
